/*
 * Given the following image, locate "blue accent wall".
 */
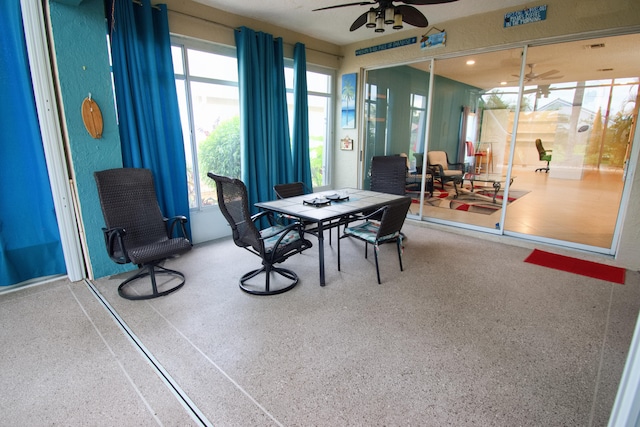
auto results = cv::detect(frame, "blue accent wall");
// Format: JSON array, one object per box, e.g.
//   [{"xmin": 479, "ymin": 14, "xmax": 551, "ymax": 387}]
[{"xmin": 49, "ymin": 0, "xmax": 130, "ymax": 278}]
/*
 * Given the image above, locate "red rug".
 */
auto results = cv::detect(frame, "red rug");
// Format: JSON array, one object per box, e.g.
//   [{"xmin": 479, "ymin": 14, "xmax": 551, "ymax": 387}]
[{"xmin": 524, "ymin": 249, "xmax": 625, "ymax": 284}]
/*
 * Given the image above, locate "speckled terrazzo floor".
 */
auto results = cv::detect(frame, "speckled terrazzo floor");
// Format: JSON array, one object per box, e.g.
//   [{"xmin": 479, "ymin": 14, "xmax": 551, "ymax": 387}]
[{"xmin": 1, "ymin": 222, "xmax": 638, "ymax": 426}]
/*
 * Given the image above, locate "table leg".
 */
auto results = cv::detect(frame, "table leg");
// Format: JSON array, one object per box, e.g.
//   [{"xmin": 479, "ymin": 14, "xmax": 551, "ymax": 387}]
[
  {"xmin": 317, "ymin": 221, "xmax": 325, "ymax": 286},
  {"xmin": 452, "ymin": 177, "xmax": 461, "ymax": 198},
  {"xmin": 492, "ymin": 182, "xmax": 501, "ymax": 203}
]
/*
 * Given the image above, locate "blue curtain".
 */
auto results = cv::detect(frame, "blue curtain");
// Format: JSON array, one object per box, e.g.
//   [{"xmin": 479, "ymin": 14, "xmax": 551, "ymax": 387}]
[
  {"xmin": 0, "ymin": 0, "xmax": 66, "ymax": 286},
  {"xmin": 107, "ymin": 0, "xmax": 190, "ymax": 230},
  {"xmin": 292, "ymin": 43, "xmax": 313, "ymax": 189},
  {"xmin": 235, "ymin": 27, "xmax": 294, "ymax": 211}
]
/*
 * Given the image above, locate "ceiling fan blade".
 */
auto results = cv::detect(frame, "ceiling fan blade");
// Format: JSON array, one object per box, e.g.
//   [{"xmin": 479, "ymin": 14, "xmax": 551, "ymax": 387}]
[
  {"xmin": 397, "ymin": 5, "xmax": 429, "ymax": 27},
  {"xmin": 535, "ymin": 69, "xmax": 560, "ymax": 79},
  {"xmin": 350, "ymin": 11, "xmax": 369, "ymax": 31},
  {"xmin": 402, "ymin": 0, "xmax": 459, "ymax": 4},
  {"xmin": 312, "ymin": 1, "xmax": 376, "ymax": 12}
]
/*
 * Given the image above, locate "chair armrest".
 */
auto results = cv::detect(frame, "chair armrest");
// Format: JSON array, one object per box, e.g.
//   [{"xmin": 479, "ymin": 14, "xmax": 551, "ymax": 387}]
[
  {"xmin": 102, "ymin": 227, "xmax": 129, "ymax": 264},
  {"xmin": 449, "ymin": 161, "xmax": 466, "ymax": 171},
  {"xmin": 259, "ymin": 221, "xmax": 302, "ymax": 240},
  {"xmin": 251, "ymin": 210, "xmax": 279, "ymax": 227},
  {"xmin": 348, "ymin": 205, "xmax": 388, "ymax": 223},
  {"xmin": 164, "ymin": 216, "xmax": 189, "ymax": 238},
  {"xmin": 429, "ymin": 163, "xmax": 445, "ymax": 175}
]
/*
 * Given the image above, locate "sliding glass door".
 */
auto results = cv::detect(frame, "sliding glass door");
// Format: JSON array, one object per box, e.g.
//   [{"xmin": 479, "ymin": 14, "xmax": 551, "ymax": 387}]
[{"xmin": 361, "ymin": 33, "xmax": 639, "ymax": 251}]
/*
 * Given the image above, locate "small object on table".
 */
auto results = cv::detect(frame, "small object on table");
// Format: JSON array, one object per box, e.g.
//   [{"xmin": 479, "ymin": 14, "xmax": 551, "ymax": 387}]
[
  {"xmin": 325, "ymin": 193, "xmax": 349, "ymax": 201},
  {"xmin": 303, "ymin": 197, "xmax": 331, "ymax": 207}
]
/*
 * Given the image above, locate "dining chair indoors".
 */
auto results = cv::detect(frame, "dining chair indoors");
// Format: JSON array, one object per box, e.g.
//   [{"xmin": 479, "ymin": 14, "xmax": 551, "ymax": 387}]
[
  {"xmin": 94, "ymin": 168, "xmax": 192, "ymax": 300},
  {"xmin": 337, "ymin": 196, "xmax": 412, "ymax": 284},
  {"xmin": 208, "ymin": 173, "xmax": 313, "ymax": 295}
]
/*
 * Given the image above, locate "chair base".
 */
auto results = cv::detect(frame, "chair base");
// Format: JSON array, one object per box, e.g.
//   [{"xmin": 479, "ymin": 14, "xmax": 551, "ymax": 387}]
[
  {"xmin": 118, "ymin": 264, "xmax": 185, "ymax": 300},
  {"xmin": 535, "ymin": 167, "xmax": 550, "ymax": 173},
  {"xmin": 240, "ymin": 266, "xmax": 299, "ymax": 295}
]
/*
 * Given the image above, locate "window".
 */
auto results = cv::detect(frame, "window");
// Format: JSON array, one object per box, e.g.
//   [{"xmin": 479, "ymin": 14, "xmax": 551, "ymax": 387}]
[
  {"xmin": 285, "ymin": 67, "xmax": 334, "ymax": 188},
  {"xmin": 172, "ymin": 37, "xmax": 334, "ymax": 210}
]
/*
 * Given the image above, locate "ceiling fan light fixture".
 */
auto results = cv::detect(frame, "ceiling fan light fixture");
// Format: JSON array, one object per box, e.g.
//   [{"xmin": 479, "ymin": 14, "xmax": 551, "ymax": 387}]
[
  {"xmin": 375, "ymin": 16, "xmax": 385, "ymax": 32},
  {"xmin": 366, "ymin": 9, "xmax": 377, "ymax": 28},
  {"xmin": 384, "ymin": 7, "xmax": 395, "ymax": 24},
  {"xmin": 393, "ymin": 10, "xmax": 403, "ymax": 29}
]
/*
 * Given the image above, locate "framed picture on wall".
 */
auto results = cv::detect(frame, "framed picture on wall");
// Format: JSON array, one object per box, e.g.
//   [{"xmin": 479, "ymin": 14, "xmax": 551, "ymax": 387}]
[
  {"xmin": 340, "ymin": 136, "xmax": 354, "ymax": 151},
  {"xmin": 341, "ymin": 73, "xmax": 357, "ymax": 128}
]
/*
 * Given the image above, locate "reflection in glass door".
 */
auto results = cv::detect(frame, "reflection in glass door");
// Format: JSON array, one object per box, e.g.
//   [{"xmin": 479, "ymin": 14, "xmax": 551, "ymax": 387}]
[
  {"xmin": 362, "ymin": 33, "xmax": 639, "ymax": 251},
  {"xmin": 504, "ymin": 39, "xmax": 639, "ymax": 248},
  {"xmin": 420, "ymin": 49, "xmax": 523, "ymax": 231}
]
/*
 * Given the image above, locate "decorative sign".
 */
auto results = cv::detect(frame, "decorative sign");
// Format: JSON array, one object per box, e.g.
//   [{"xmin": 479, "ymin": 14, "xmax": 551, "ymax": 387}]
[
  {"xmin": 504, "ymin": 5, "xmax": 547, "ymax": 28},
  {"xmin": 355, "ymin": 37, "xmax": 417, "ymax": 56},
  {"xmin": 340, "ymin": 136, "xmax": 354, "ymax": 151},
  {"xmin": 420, "ymin": 31, "xmax": 446, "ymax": 50}
]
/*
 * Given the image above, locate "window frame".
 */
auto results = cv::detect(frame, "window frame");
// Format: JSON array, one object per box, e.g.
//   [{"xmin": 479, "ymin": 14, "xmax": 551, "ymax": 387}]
[{"xmin": 172, "ymin": 36, "xmax": 335, "ymax": 210}]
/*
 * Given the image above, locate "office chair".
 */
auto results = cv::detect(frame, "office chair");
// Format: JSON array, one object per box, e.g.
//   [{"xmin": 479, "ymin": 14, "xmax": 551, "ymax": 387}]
[{"xmin": 535, "ymin": 139, "xmax": 552, "ymax": 173}]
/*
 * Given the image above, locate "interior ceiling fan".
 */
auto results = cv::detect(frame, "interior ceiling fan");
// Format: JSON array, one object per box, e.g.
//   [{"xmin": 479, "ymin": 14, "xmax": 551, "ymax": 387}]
[
  {"xmin": 514, "ymin": 63, "xmax": 564, "ymax": 82},
  {"xmin": 312, "ymin": 0, "xmax": 460, "ymax": 33}
]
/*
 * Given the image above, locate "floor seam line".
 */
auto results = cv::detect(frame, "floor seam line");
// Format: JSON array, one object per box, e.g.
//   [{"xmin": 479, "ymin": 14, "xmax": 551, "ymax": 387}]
[
  {"xmin": 83, "ymin": 279, "xmax": 212, "ymax": 427},
  {"xmin": 144, "ymin": 300, "xmax": 285, "ymax": 427},
  {"xmin": 67, "ymin": 283, "xmax": 164, "ymax": 426},
  {"xmin": 588, "ymin": 284, "xmax": 615, "ymax": 427}
]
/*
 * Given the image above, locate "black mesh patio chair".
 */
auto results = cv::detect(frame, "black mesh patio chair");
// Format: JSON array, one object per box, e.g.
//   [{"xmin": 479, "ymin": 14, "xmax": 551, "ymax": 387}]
[
  {"xmin": 208, "ymin": 173, "xmax": 313, "ymax": 295},
  {"xmin": 370, "ymin": 155, "xmax": 408, "ymax": 195},
  {"xmin": 273, "ymin": 181, "xmax": 311, "ymax": 199},
  {"xmin": 94, "ymin": 168, "xmax": 192, "ymax": 300},
  {"xmin": 337, "ymin": 196, "xmax": 411, "ymax": 284}
]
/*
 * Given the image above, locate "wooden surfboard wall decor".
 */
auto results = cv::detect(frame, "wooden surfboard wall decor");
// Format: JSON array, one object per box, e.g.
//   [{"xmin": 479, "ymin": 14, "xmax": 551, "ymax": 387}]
[{"xmin": 81, "ymin": 94, "xmax": 103, "ymax": 139}]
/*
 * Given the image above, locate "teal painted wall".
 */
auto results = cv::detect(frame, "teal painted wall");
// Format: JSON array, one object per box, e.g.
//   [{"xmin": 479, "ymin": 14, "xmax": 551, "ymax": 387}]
[
  {"xmin": 364, "ymin": 65, "xmax": 479, "ymax": 187},
  {"xmin": 49, "ymin": 0, "xmax": 129, "ymax": 278}
]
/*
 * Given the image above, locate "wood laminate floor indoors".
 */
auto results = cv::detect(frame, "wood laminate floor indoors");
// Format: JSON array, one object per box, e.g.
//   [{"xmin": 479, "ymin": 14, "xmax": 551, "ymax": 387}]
[{"xmin": 412, "ymin": 165, "xmax": 624, "ymax": 249}]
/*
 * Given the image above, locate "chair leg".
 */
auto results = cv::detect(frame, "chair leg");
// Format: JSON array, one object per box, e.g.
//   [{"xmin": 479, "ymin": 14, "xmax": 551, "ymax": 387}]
[
  {"xmin": 373, "ymin": 247, "xmax": 381, "ymax": 284},
  {"xmin": 396, "ymin": 239, "xmax": 404, "ymax": 271},
  {"xmin": 239, "ymin": 265, "xmax": 298, "ymax": 295},
  {"xmin": 118, "ymin": 263, "xmax": 185, "ymax": 300},
  {"xmin": 337, "ymin": 230, "xmax": 341, "ymax": 271}
]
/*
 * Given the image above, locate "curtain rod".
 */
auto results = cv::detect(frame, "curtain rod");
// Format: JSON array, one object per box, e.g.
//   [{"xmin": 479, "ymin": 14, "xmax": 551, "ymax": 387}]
[{"xmin": 166, "ymin": 9, "xmax": 343, "ymax": 60}]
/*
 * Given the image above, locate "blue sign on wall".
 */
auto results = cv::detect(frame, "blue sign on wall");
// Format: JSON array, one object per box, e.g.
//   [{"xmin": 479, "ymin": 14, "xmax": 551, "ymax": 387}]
[
  {"xmin": 504, "ymin": 5, "xmax": 547, "ymax": 28},
  {"xmin": 355, "ymin": 37, "xmax": 417, "ymax": 56}
]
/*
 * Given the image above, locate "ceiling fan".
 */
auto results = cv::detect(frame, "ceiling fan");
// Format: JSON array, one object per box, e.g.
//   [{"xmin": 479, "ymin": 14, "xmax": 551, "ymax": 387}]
[
  {"xmin": 312, "ymin": 0, "xmax": 460, "ymax": 33},
  {"xmin": 514, "ymin": 63, "xmax": 564, "ymax": 82}
]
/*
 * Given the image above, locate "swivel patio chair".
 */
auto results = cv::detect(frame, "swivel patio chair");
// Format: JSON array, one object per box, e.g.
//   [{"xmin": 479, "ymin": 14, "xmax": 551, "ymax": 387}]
[
  {"xmin": 208, "ymin": 173, "xmax": 313, "ymax": 295},
  {"xmin": 535, "ymin": 138, "xmax": 553, "ymax": 173},
  {"xmin": 337, "ymin": 196, "xmax": 411, "ymax": 284},
  {"xmin": 94, "ymin": 168, "xmax": 192, "ymax": 300}
]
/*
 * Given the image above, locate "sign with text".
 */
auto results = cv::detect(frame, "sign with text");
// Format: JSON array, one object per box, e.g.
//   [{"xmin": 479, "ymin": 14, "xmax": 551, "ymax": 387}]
[
  {"xmin": 420, "ymin": 32, "xmax": 446, "ymax": 50},
  {"xmin": 504, "ymin": 5, "xmax": 547, "ymax": 28},
  {"xmin": 355, "ymin": 37, "xmax": 417, "ymax": 56}
]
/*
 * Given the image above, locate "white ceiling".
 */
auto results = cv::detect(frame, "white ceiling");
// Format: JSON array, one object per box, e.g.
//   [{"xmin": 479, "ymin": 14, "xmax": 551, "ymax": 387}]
[
  {"xmin": 192, "ymin": 0, "xmax": 536, "ymax": 46},
  {"xmin": 189, "ymin": 1, "xmax": 639, "ymax": 89}
]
